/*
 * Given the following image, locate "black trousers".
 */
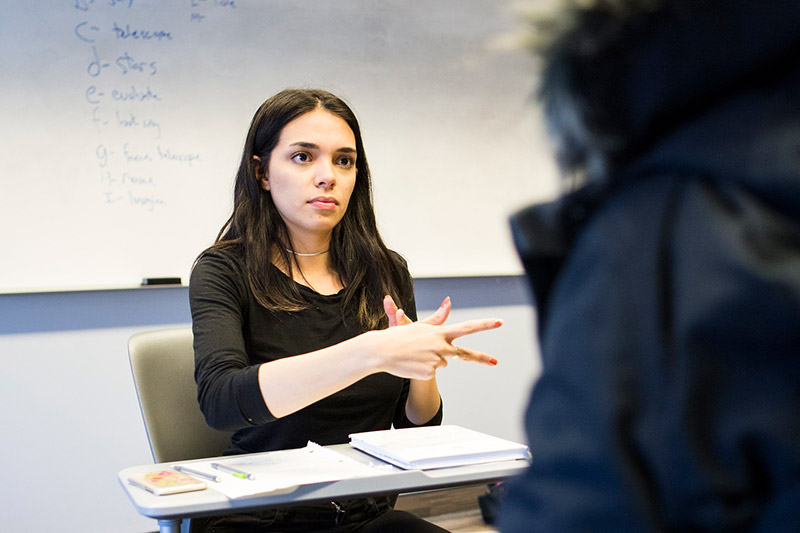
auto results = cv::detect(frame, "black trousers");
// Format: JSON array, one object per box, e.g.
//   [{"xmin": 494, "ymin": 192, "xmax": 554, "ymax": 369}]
[{"xmin": 191, "ymin": 496, "xmax": 450, "ymax": 533}]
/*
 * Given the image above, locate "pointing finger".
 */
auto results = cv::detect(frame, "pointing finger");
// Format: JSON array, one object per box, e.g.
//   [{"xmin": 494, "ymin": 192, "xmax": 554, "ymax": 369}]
[{"xmin": 443, "ymin": 318, "xmax": 503, "ymax": 342}]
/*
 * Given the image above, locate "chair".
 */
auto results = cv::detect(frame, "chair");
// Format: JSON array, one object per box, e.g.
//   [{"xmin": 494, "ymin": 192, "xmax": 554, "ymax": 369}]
[{"xmin": 128, "ymin": 327, "xmax": 234, "ymax": 463}]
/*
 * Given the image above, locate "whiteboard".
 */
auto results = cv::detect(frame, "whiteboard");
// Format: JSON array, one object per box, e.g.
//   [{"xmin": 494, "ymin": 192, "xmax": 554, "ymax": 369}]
[{"xmin": 0, "ymin": 0, "xmax": 558, "ymax": 293}]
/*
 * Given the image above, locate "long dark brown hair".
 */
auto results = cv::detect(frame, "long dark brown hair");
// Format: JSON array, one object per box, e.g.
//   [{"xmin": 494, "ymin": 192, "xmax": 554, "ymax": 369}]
[{"xmin": 208, "ymin": 88, "xmax": 409, "ymax": 329}]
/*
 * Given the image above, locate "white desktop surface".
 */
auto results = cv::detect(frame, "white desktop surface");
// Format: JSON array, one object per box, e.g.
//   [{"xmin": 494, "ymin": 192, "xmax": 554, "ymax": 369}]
[{"xmin": 119, "ymin": 444, "xmax": 528, "ymax": 523}]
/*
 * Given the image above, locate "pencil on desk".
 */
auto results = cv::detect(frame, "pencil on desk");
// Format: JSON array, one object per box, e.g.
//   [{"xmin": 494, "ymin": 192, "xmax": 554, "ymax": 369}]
[
  {"xmin": 211, "ymin": 462, "xmax": 256, "ymax": 480},
  {"xmin": 174, "ymin": 465, "xmax": 221, "ymax": 483}
]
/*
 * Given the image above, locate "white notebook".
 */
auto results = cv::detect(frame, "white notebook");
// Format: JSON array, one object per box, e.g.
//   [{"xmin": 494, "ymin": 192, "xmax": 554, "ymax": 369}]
[{"xmin": 349, "ymin": 425, "xmax": 530, "ymax": 470}]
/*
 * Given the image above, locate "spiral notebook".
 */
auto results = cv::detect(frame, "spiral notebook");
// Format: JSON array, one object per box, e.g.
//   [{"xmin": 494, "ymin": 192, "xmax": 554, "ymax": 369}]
[{"xmin": 349, "ymin": 425, "xmax": 530, "ymax": 470}]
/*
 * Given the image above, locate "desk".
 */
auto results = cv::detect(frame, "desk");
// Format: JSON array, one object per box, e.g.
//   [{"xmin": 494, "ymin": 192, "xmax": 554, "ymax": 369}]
[{"xmin": 119, "ymin": 444, "xmax": 528, "ymax": 533}]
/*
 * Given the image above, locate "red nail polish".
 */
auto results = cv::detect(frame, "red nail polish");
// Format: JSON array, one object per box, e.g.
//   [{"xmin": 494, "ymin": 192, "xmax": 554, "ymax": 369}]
[{"xmin": 489, "ymin": 357, "xmax": 498, "ymax": 366}]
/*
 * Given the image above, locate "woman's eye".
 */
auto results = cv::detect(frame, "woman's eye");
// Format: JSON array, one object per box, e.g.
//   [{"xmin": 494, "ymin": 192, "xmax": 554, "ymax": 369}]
[
  {"xmin": 336, "ymin": 156, "xmax": 354, "ymax": 168},
  {"xmin": 291, "ymin": 152, "xmax": 310, "ymax": 163}
]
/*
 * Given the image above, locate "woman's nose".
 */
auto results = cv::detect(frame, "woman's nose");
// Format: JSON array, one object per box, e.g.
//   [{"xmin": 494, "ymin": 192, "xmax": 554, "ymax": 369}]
[{"xmin": 314, "ymin": 160, "xmax": 336, "ymax": 188}]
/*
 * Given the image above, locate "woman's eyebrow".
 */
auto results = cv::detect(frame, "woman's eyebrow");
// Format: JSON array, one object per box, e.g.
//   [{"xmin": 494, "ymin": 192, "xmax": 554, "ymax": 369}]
[
  {"xmin": 289, "ymin": 141, "xmax": 319, "ymax": 150},
  {"xmin": 289, "ymin": 141, "xmax": 356, "ymax": 154}
]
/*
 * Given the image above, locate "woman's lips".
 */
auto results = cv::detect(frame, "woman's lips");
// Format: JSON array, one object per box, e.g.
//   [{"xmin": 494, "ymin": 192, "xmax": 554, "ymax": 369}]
[{"xmin": 309, "ymin": 197, "xmax": 338, "ymax": 210}]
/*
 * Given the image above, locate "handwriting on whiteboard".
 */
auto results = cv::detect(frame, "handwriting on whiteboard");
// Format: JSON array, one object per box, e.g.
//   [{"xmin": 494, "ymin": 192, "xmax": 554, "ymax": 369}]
[{"xmin": 71, "ymin": 0, "xmax": 235, "ymax": 211}]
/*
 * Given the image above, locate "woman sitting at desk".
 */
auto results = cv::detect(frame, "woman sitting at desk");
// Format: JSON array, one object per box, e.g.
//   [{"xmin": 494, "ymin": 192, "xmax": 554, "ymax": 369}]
[{"xmin": 189, "ymin": 88, "xmax": 502, "ymax": 532}]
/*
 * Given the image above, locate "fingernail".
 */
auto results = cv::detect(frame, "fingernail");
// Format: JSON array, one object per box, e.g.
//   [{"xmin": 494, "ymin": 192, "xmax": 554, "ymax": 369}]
[
  {"xmin": 495, "ymin": 320, "xmax": 503, "ymax": 327},
  {"xmin": 442, "ymin": 296, "xmax": 451, "ymax": 307},
  {"xmin": 489, "ymin": 357, "xmax": 498, "ymax": 366}
]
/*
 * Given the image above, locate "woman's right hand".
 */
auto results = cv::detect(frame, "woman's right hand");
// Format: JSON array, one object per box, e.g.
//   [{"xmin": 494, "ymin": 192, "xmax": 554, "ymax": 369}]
[{"xmin": 364, "ymin": 305, "xmax": 502, "ymax": 380}]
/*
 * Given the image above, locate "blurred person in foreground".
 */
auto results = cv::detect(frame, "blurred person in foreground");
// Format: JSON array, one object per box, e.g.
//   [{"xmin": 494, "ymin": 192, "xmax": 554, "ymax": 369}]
[{"xmin": 500, "ymin": 1, "xmax": 800, "ymax": 531}]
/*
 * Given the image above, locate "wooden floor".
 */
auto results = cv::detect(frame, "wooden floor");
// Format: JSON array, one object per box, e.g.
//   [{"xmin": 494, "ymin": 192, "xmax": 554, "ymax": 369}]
[{"xmin": 395, "ymin": 484, "xmax": 498, "ymax": 533}]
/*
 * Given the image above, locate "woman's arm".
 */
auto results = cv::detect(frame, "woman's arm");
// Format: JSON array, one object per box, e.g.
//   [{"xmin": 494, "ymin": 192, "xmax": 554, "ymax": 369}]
[
  {"xmin": 257, "ymin": 309, "xmax": 501, "ymax": 419},
  {"xmin": 191, "ymin": 250, "xmax": 274, "ymax": 431}
]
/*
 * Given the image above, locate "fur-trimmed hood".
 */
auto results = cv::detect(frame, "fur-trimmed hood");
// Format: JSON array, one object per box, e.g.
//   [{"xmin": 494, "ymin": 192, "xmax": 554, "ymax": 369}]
[{"xmin": 538, "ymin": 0, "xmax": 800, "ymax": 193}]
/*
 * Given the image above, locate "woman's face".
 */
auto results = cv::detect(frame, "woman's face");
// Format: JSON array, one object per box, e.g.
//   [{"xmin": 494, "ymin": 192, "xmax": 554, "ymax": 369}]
[{"xmin": 261, "ymin": 109, "xmax": 357, "ymax": 246}]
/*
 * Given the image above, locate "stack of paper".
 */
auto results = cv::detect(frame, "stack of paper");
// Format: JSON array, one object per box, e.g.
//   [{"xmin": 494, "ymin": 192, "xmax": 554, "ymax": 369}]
[{"xmin": 349, "ymin": 425, "xmax": 530, "ymax": 470}]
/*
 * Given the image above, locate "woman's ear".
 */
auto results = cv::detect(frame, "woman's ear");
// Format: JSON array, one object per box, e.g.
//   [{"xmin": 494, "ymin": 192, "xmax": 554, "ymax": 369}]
[{"xmin": 253, "ymin": 155, "xmax": 269, "ymax": 190}]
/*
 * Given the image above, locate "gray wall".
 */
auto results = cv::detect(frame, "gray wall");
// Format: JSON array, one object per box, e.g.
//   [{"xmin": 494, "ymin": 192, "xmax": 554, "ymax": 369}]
[{"xmin": 0, "ymin": 277, "xmax": 540, "ymax": 533}]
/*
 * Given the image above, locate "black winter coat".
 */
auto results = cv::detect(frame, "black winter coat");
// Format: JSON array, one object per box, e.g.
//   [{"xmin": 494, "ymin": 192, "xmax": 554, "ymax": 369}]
[{"xmin": 500, "ymin": 2, "xmax": 800, "ymax": 531}]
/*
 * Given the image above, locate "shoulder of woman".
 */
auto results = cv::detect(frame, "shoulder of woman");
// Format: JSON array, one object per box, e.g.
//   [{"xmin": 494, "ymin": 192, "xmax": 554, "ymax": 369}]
[
  {"xmin": 192, "ymin": 243, "xmax": 247, "ymax": 282},
  {"xmin": 386, "ymin": 249, "xmax": 415, "ymax": 299},
  {"xmin": 387, "ymin": 249, "xmax": 409, "ymax": 269},
  {"xmin": 198, "ymin": 242, "xmax": 244, "ymax": 263}
]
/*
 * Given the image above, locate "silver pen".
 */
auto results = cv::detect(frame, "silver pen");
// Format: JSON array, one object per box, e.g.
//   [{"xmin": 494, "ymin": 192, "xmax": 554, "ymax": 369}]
[
  {"xmin": 211, "ymin": 462, "xmax": 256, "ymax": 480},
  {"xmin": 173, "ymin": 465, "xmax": 221, "ymax": 483}
]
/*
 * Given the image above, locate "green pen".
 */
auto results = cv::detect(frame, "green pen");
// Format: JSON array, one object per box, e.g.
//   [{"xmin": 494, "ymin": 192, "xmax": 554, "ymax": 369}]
[{"xmin": 210, "ymin": 462, "xmax": 256, "ymax": 480}]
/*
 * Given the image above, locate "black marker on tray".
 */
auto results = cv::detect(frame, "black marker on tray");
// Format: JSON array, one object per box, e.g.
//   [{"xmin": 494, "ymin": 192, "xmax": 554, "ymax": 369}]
[{"xmin": 141, "ymin": 277, "xmax": 182, "ymax": 286}]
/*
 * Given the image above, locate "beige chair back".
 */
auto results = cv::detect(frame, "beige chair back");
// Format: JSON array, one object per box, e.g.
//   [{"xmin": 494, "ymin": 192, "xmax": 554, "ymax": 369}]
[{"xmin": 128, "ymin": 327, "xmax": 233, "ymax": 463}]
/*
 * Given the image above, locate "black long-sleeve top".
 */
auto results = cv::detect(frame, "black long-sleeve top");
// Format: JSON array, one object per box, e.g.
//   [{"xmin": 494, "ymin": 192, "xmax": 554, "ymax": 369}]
[{"xmin": 189, "ymin": 244, "xmax": 442, "ymax": 455}]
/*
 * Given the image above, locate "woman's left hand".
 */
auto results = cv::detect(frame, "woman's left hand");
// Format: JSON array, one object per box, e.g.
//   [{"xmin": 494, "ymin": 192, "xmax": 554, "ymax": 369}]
[{"xmin": 384, "ymin": 295, "xmax": 450, "ymax": 327}]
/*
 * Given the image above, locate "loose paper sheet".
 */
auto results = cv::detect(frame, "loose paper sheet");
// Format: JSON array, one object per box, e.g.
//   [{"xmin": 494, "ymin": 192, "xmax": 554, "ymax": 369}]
[{"xmin": 180, "ymin": 442, "xmax": 382, "ymax": 499}]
